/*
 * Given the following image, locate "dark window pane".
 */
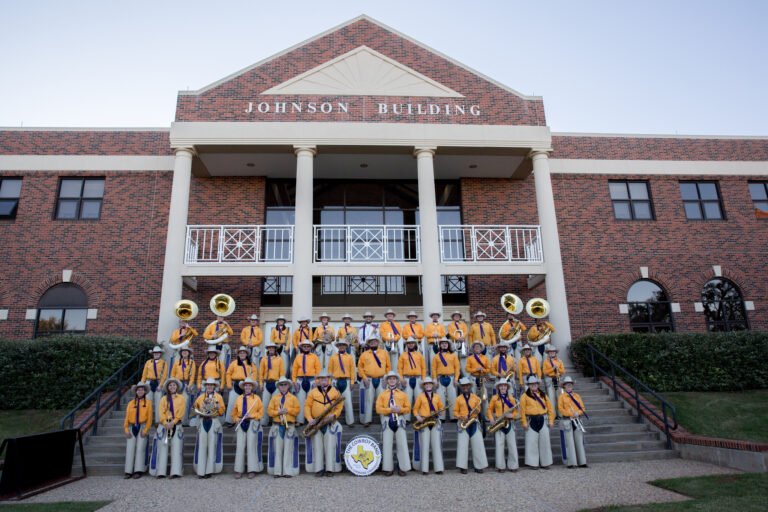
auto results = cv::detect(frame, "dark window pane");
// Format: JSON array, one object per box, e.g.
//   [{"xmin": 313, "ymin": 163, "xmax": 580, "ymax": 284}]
[
  {"xmin": 649, "ymin": 303, "xmax": 671, "ymax": 323},
  {"xmin": 628, "ymin": 182, "xmax": 649, "ymax": 200},
  {"xmin": 0, "ymin": 199, "xmax": 17, "ymax": 217},
  {"xmin": 56, "ymin": 200, "xmax": 79, "ymax": 219},
  {"xmin": 680, "ymin": 183, "xmax": 699, "ymax": 200},
  {"xmin": 627, "ymin": 280, "xmax": 666, "ymax": 303},
  {"xmin": 346, "ymin": 208, "xmax": 383, "ymax": 225},
  {"xmin": 633, "ymin": 202, "xmax": 652, "ymax": 219},
  {"xmin": 437, "ymin": 208, "xmax": 461, "ymax": 225},
  {"xmin": 703, "ymin": 202, "xmax": 722, "ymax": 219},
  {"xmin": 59, "ymin": 179, "xmax": 83, "ymax": 198},
  {"xmin": 654, "ymin": 325, "xmax": 672, "ymax": 333},
  {"xmin": 320, "ymin": 209, "xmax": 344, "ymax": 224},
  {"xmin": 631, "ymin": 326, "xmax": 651, "ymax": 333},
  {"xmin": 82, "ymin": 179, "xmax": 104, "ymax": 198},
  {"xmin": 697, "ymin": 183, "xmax": 718, "ymax": 200},
  {"xmin": 628, "ymin": 303, "xmax": 650, "ymax": 323},
  {"xmin": 38, "ymin": 283, "xmax": 88, "ymax": 307},
  {"xmin": 384, "ymin": 208, "xmax": 404, "ymax": 224},
  {"xmin": 684, "ymin": 202, "xmax": 702, "ymax": 219},
  {"xmin": 37, "ymin": 309, "xmax": 63, "ymax": 332},
  {"xmin": 266, "ymin": 208, "xmax": 294, "ymax": 225},
  {"xmin": 0, "ymin": 179, "xmax": 22, "ymax": 198},
  {"xmin": 749, "ymin": 183, "xmax": 767, "ymax": 201},
  {"xmin": 80, "ymin": 200, "xmax": 101, "ymax": 219},
  {"xmin": 613, "ymin": 202, "xmax": 632, "ymax": 219},
  {"xmin": 609, "ymin": 182, "xmax": 629, "ymax": 200},
  {"xmin": 64, "ymin": 309, "xmax": 87, "ymax": 331},
  {"xmin": 345, "ymin": 183, "xmax": 382, "ymax": 206}
]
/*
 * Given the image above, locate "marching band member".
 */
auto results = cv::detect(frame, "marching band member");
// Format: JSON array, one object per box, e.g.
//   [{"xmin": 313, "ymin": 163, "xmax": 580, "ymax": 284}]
[
  {"xmin": 312, "ymin": 312, "xmax": 336, "ymax": 371},
  {"xmin": 270, "ymin": 315, "xmax": 291, "ymax": 372},
  {"xmin": 171, "ymin": 346, "xmax": 196, "ymax": 426},
  {"xmin": 487, "ymin": 378, "xmax": 520, "ymax": 472},
  {"xmin": 304, "ymin": 371, "xmax": 344, "ymax": 476},
  {"xmin": 150, "ymin": 378, "xmax": 186, "ymax": 478},
  {"xmin": 267, "ymin": 377, "xmax": 301, "ymax": 478},
  {"xmin": 518, "ymin": 344, "xmax": 541, "ymax": 390},
  {"xmin": 293, "ymin": 315, "xmax": 312, "ymax": 357},
  {"xmin": 520, "ymin": 375, "xmax": 555, "ymax": 470},
  {"xmin": 376, "ymin": 371, "xmax": 411, "ymax": 476},
  {"xmin": 328, "ymin": 336, "xmax": 356, "ymax": 426},
  {"xmin": 225, "ymin": 346, "xmax": 255, "ymax": 425},
  {"xmin": 336, "ymin": 313, "xmax": 358, "ymax": 365},
  {"xmin": 232, "ymin": 377, "xmax": 264, "ymax": 479},
  {"xmin": 197, "ymin": 346, "xmax": 225, "ymax": 390},
  {"xmin": 192, "ymin": 377, "xmax": 225, "ymax": 478},
  {"xmin": 558, "ymin": 376, "xmax": 588, "ymax": 468},
  {"xmin": 357, "ymin": 332, "xmax": 391, "ymax": 426},
  {"xmin": 123, "ymin": 381, "xmax": 152, "ymax": 479},
  {"xmin": 490, "ymin": 342, "xmax": 516, "ymax": 389},
  {"xmin": 499, "ymin": 312, "xmax": 526, "ymax": 358},
  {"xmin": 412, "ymin": 377, "xmax": 444, "ymax": 475},
  {"xmin": 397, "ymin": 337, "xmax": 427, "ymax": 422},
  {"xmin": 142, "ymin": 346, "xmax": 168, "ymax": 424},
  {"xmin": 358, "ymin": 311, "xmax": 378, "ymax": 346},
  {"xmin": 431, "ymin": 338, "xmax": 460, "ymax": 420},
  {"xmin": 542, "ymin": 344, "xmax": 566, "ymax": 410},
  {"xmin": 203, "ymin": 315, "xmax": 234, "ymax": 367},
  {"xmin": 292, "ymin": 338, "xmax": 321, "ymax": 425},
  {"xmin": 259, "ymin": 341, "xmax": 284, "ymax": 423},
  {"xmin": 168, "ymin": 320, "xmax": 198, "ymax": 367},
  {"xmin": 454, "ymin": 377, "xmax": 488, "ymax": 474},
  {"xmin": 468, "ymin": 311, "xmax": 496, "ymax": 354},
  {"xmin": 241, "ymin": 314, "xmax": 263, "ymax": 366},
  {"xmin": 380, "ymin": 309, "xmax": 402, "ymax": 370},
  {"xmin": 402, "ymin": 311, "xmax": 424, "ymax": 362},
  {"xmin": 528, "ymin": 317, "xmax": 556, "ymax": 361},
  {"xmin": 424, "ymin": 311, "xmax": 446, "ymax": 374},
  {"xmin": 466, "ymin": 340, "xmax": 490, "ymax": 410},
  {"xmin": 447, "ymin": 311, "xmax": 469, "ymax": 374}
]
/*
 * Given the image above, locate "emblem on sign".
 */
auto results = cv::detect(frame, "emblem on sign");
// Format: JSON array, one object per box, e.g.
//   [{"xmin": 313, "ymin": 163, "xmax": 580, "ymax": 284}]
[{"xmin": 344, "ymin": 435, "xmax": 382, "ymax": 476}]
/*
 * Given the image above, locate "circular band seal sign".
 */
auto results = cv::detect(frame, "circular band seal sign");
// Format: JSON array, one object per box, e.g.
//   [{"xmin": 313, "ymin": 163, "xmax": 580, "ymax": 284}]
[{"xmin": 344, "ymin": 435, "xmax": 382, "ymax": 476}]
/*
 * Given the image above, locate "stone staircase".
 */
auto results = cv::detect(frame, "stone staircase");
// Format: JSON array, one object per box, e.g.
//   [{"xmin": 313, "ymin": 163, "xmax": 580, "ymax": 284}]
[{"xmin": 76, "ymin": 371, "xmax": 677, "ymax": 475}]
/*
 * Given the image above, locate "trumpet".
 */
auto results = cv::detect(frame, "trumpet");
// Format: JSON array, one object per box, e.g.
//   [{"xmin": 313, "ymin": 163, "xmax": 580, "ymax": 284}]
[
  {"xmin": 162, "ymin": 423, "xmax": 173, "ymax": 445},
  {"xmin": 389, "ymin": 393, "xmax": 400, "ymax": 424},
  {"xmin": 458, "ymin": 401, "xmax": 482, "ymax": 430},
  {"xmin": 572, "ymin": 414, "xmax": 586, "ymax": 433}
]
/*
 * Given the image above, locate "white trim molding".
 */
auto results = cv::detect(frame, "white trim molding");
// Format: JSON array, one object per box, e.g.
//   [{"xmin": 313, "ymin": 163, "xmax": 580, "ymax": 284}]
[
  {"xmin": 0, "ymin": 309, "xmax": 8, "ymax": 321},
  {"xmin": 549, "ymin": 159, "xmax": 768, "ymax": 176},
  {"xmin": 745, "ymin": 301, "xmax": 755, "ymax": 311},
  {"xmin": 618, "ymin": 304, "xmax": 629, "ymax": 314},
  {"xmin": 712, "ymin": 265, "xmax": 722, "ymax": 277},
  {"xmin": 671, "ymin": 303, "xmax": 681, "ymax": 313},
  {"xmin": 694, "ymin": 302, "xmax": 705, "ymax": 313},
  {"xmin": 62, "ymin": 269, "xmax": 73, "ymax": 282},
  {"xmin": 87, "ymin": 309, "xmax": 98, "ymax": 320},
  {"xmin": 640, "ymin": 266, "xmax": 649, "ymax": 279},
  {"xmin": 25, "ymin": 309, "xmax": 37, "ymax": 320}
]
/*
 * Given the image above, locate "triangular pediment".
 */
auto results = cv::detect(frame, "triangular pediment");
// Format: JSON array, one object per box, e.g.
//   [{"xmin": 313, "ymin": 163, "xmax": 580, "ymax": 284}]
[{"xmin": 261, "ymin": 46, "xmax": 463, "ymax": 97}]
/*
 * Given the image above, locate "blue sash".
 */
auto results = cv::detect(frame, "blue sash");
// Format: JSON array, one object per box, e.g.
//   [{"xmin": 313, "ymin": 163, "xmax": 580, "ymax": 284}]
[
  {"xmin": 439, "ymin": 376, "xmax": 452, "ymax": 388},
  {"xmin": 407, "ymin": 351, "xmax": 417, "ymax": 369},
  {"xmin": 301, "ymin": 377, "xmax": 314, "ymax": 393},
  {"xmin": 337, "ymin": 354, "xmax": 346, "ymax": 374},
  {"xmin": 388, "ymin": 321, "xmax": 400, "ymax": 336},
  {"xmin": 567, "ymin": 392, "xmax": 588, "ymax": 418},
  {"xmin": 371, "ymin": 350, "xmax": 382, "ymax": 368},
  {"xmin": 265, "ymin": 380, "xmax": 276, "ymax": 394},
  {"xmin": 336, "ymin": 378, "xmax": 348, "ymax": 394},
  {"xmin": 408, "ymin": 377, "xmax": 417, "ymax": 389},
  {"xmin": 498, "ymin": 356, "xmax": 507, "ymax": 374},
  {"xmin": 438, "ymin": 351, "xmax": 448, "ymax": 368},
  {"xmin": 472, "ymin": 354, "xmax": 486, "ymax": 369}
]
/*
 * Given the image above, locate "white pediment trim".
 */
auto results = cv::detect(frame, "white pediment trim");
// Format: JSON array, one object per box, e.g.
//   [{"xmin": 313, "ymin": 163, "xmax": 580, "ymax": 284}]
[{"xmin": 261, "ymin": 46, "xmax": 463, "ymax": 98}]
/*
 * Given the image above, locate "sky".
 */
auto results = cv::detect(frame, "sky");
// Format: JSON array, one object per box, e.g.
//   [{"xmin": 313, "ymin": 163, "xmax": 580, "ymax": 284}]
[{"xmin": 1, "ymin": 0, "xmax": 766, "ymax": 135}]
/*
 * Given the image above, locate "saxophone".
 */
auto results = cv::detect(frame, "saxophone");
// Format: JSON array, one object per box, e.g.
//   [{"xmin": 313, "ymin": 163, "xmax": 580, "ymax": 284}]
[
  {"xmin": 412, "ymin": 406, "xmax": 447, "ymax": 431},
  {"xmin": 458, "ymin": 401, "xmax": 482, "ymax": 430},
  {"xmin": 302, "ymin": 395, "xmax": 344, "ymax": 437},
  {"xmin": 487, "ymin": 401, "xmax": 520, "ymax": 435}
]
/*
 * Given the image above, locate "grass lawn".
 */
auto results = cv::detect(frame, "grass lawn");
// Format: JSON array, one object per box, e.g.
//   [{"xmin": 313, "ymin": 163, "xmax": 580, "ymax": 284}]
[
  {"xmin": 663, "ymin": 390, "xmax": 768, "ymax": 443},
  {"xmin": 581, "ymin": 472, "xmax": 768, "ymax": 511},
  {"xmin": 0, "ymin": 502, "xmax": 110, "ymax": 512},
  {"xmin": 0, "ymin": 410, "xmax": 66, "ymax": 443}
]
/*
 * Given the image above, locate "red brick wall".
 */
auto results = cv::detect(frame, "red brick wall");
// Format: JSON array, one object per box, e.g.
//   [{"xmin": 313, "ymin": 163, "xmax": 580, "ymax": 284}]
[
  {"xmin": 551, "ymin": 135, "xmax": 768, "ymax": 161},
  {"xmin": 552, "ymin": 173, "xmax": 768, "ymax": 338},
  {"xmin": 188, "ymin": 177, "xmax": 265, "ymax": 225},
  {"xmin": 0, "ymin": 170, "xmax": 172, "ymax": 339},
  {"xmin": 175, "ymin": 18, "xmax": 545, "ymax": 126},
  {"xmin": 0, "ymin": 130, "xmax": 172, "ymax": 155}
]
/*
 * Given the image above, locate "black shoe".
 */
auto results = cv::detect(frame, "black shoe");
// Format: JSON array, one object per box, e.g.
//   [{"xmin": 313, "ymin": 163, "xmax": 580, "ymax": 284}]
[
  {"xmin": 132, "ymin": 472, "xmax": 143, "ymax": 479},
  {"xmin": 157, "ymin": 475, "xmax": 166, "ymax": 479},
  {"xmin": 459, "ymin": 469, "xmax": 467, "ymax": 474},
  {"xmin": 124, "ymin": 473, "xmax": 132, "ymax": 479},
  {"xmin": 528, "ymin": 466, "xmax": 538, "ymax": 470},
  {"xmin": 579, "ymin": 464, "xmax": 589, "ymax": 468},
  {"xmin": 435, "ymin": 471, "xmax": 443, "ymax": 475},
  {"xmin": 384, "ymin": 470, "xmax": 394, "ymax": 476},
  {"xmin": 397, "ymin": 469, "xmax": 406, "ymax": 476},
  {"xmin": 497, "ymin": 469, "xmax": 505, "ymax": 473},
  {"xmin": 542, "ymin": 465, "xmax": 551, "ymax": 470},
  {"xmin": 170, "ymin": 475, "xmax": 181, "ymax": 479},
  {"xmin": 325, "ymin": 471, "xmax": 334, "ymax": 477},
  {"xmin": 316, "ymin": 470, "xmax": 326, "ymax": 477},
  {"xmin": 474, "ymin": 469, "xmax": 484, "ymax": 474},
  {"xmin": 422, "ymin": 472, "xmax": 429, "ymax": 476},
  {"xmin": 248, "ymin": 472, "xmax": 257, "ymax": 479},
  {"xmin": 568, "ymin": 465, "xmax": 576, "ymax": 469},
  {"xmin": 509, "ymin": 469, "xmax": 518, "ymax": 473}
]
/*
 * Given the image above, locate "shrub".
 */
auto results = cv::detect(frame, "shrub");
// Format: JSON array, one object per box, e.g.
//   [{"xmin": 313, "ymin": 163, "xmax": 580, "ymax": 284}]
[
  {"xmin": 570, "ymin": 331, "xmax": 768, "ymax": 392},
  {"xmin": 0, "ymin": 335, "xmax": 153, "ymax": 410}
]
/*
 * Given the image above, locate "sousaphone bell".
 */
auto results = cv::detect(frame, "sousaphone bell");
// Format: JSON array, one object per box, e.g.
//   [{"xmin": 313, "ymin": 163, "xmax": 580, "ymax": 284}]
[
  {"xmin": 525, "ymin": 298, "xmax": 552, "ymax": 346},
  {"xmin": 169, "ymin": 300, "xmax": 198, "ymax": 350},
  {"xmin": 206, "ymin": 293, "xmax": 235, "ymax": 345}
]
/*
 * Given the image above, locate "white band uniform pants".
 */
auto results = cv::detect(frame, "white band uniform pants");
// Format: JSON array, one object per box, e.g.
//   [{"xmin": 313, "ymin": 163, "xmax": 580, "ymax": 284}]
[
  {"xmin": 194, "ymin": 417, "xmax": 223, "ymax": 476},
  {"xmin": 494, "ymin": 424, "xmax": 519, "ymax": 470},
  {"xmin": 267, "ymin": 424, "xmax": 300, "ymax": 477},
  {"xmin": 412, "ymin": 422, "xmax": 444, "ymax": 473},
  {"xmin": 124, "ymin": 427, "xmax": 149, "ymax": 474},
  {"xmin": 544, "ymin": 376, "xmax": 559, "ymax": 413},
  {"xmin": 261, "ymin": 382, "xmax": 276, "ymax": 424},
  {"xmin": 333, "ymin": 378, "xmax": 355, "ymax": 426},
  {"xmin": 456, "ymin": 423, "xmax": 488, "ymax": 471},
  {"xmin": 402, "ymin": 376, "xmax": 421, "ymax": 421},
  {"xmin": 380, "ymin": 416, "xmax": 411, "ymax": 472},
  {"xmin": 435, "ymin": 376, "xmax": 457, "ymax": 420},
  {"xmin": 560, "ymin": 418, "xmax": 587, "ymax": 467},
  {"xmin": 150, "ymin": 424, "xmax": 184, "ymax": 477},
  {"xmin": 361, "ymin": 378, "xmax": 384, "ymax": 424},
  {"xmin": 525, "ymin": 419, "xmax": 553, "ymax": 467},
  {"xmin": 234, "ymin": 418, "xmax": 264, "ymax": 474},
  {"xmin": 296, "ymin": 378, "xmax": 313, "ymax": 424},
  {"xmin": 305, "ymin": 422, "xmax": 343, "ymax": 473}
]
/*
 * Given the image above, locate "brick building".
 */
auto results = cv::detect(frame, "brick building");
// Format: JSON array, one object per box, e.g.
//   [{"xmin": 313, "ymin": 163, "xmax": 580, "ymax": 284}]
[{"xmin": 1, "ymin": 16, "xmax": 766, "ymax": 351}]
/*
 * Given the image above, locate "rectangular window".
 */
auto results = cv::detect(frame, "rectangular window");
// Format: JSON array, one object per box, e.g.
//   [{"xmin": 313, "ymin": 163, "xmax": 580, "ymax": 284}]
[
  {"xmin": 0, "ymin": 178, "xmax": 23, "ymax": 219},
  {"xmin": 56, "ymin": 178, "xmax": 104, "ymax": 220},
  {"xmin": 680, "ymin": 181, "xmax": 724, "ymax": 220},
  {"xmin": 749, "ymin": 182, "xmax": 768, "ymax": 219},
  {"xmin": 609, "ymin": 181, "xmax": 653, "ymax": 220}
]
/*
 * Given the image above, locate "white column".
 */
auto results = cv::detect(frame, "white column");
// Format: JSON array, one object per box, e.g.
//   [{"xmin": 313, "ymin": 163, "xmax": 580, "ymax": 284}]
[
  {"xmin": 531, "ymin": 150, "xmax": 572, "ymax": 357},
  {"xmin": 157, "ymin": 148, "xmax": 194, "ymax": 341},
  {"xmin": 415, "ymin": 147, "xmax": 444, "ymax": 319},
  {"xmin": 291, "ymin": 146, "xmax": 316, "ymax": 328}
]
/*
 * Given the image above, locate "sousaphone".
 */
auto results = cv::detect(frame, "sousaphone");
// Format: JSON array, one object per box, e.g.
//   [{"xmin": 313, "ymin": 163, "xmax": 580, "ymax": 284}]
[
  {"xmin": 206, "ymin": 293, "xmax": 236, "ymax": 345},
  {"xmin": 499, "ymin": 293, "xmax": 524, "ymax": 343},
  {"xmin": 169, "ymin": 300, "xmax": 198, "ymax": 350},
  {"xmin": 525, "ymin": 298, "xmax": 551, "ymax": 346}
]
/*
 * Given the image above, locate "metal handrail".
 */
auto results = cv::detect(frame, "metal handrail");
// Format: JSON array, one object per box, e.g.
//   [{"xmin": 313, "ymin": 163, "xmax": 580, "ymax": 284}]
[
  {"xmin": 59, "ymin": 349, "xmax": 147, "ymax": 435},
  {"xmin": 583, "ymin": 343, "xmax": 678, "ymax": 449}
]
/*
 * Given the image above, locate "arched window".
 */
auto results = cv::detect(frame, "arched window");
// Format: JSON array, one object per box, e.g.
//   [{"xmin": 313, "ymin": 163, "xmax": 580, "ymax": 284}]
[
  {"xmin": 701, "ymin": 278, "xmax": 749, "ymax": 331},
  {"xmin": 627, "ymin": 280, "xmax": 674, "ymax": 333},
  {"xmin": 36, "ymin": 283, "xmax": 88, "ymax": 337}
]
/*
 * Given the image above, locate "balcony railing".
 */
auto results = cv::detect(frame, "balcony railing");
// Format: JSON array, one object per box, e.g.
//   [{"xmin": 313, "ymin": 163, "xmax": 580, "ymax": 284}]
[
  {"xmin": 185, "ymin": 225, "xmax": 294, "ymax": 264},
  {"xmin": 439, "ymin": 225, "xmax": 543, "ymax": 263},
  {"xmin": 314, "ymin": 225, "xmax": 420, "ymax": 263}
]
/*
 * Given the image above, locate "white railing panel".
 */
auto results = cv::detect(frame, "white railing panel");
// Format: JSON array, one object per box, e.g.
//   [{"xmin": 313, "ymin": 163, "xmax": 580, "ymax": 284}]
[
  {"xmin": 185, "ymin": 225, "xmax": 294, "ymax": 264},
  {"xmin": 439, "ymin": 225, "xmax": 542, "ymax": 264},
  {"xmin": 313, "ymin": 225, "xmax": 420, "ymax": 263}
]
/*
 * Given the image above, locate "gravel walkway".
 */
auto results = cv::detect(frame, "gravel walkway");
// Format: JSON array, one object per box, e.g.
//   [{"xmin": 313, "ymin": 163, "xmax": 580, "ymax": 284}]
[{"xmin": 15, "ymin": 460, "xmax": 736, "ymax": 512}]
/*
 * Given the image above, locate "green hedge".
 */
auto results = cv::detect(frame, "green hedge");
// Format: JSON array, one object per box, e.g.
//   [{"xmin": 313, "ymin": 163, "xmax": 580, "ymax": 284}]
[
  {"xmin": 0, "ymin": 335, "xmax": 153, "ymax": 410},
  {"xmin": 570, "ymin": 331, "xmax": 768, "ymax": 392}
]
